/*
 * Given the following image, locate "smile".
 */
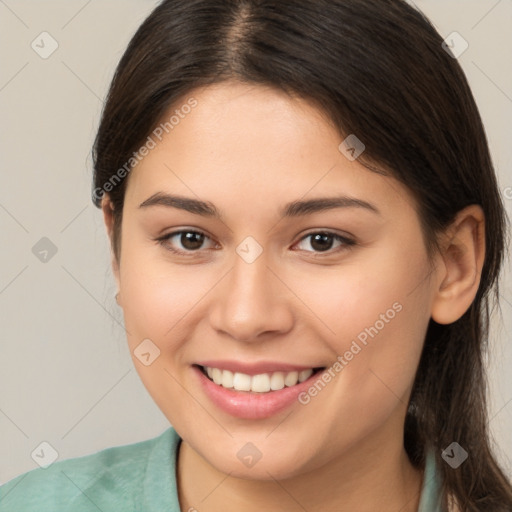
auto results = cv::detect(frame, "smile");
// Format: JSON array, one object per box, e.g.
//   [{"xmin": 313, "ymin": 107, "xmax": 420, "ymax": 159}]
[
  {"xmin": 193, "ymin": 361, "xmax": 327, "ymax": 419},
  {"xmin": 200, "ymin": 365, "xmax": 323, "ymax": 393}
]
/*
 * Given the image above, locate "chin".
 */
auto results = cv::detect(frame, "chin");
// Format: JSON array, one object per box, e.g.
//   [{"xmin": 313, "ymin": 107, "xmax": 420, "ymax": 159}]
[
  {"xmin": 215, "ymin": 453, "xmax": 310, "ymax": 481},
  {"xmin": 194, "ymin": 434, "xmax": 319, "ymax": 481}
]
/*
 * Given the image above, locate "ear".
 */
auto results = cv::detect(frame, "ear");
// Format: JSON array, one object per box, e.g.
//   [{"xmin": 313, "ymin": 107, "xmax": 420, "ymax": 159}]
[
  {"xmin": 431, "ymin": 205, "xmax": 486, "ymax": 324},
  {"xmin": 101, "ymin": 195, "xmax": 121, "ymax": 291}
]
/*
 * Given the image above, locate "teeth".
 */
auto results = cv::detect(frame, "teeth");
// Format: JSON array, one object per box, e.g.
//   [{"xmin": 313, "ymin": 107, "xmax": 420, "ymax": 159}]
[
  {"xmin": 221, "ymin": 370, "xmax": 234, "ymax": 388},
  {"xmin": 203, "ymin": 366, "xmax": 315, "ymax": 393},
  {"xmin": 299, "ymin": 369, "xmax": 313, "ymax": 382},
  {"xmin": 284, "ymin": 371, "xmax": 299, "ymax": 387},
  {"xmin": 233, "ymin": 372, "xmax": 251, "ymax": 391},
  {"xmin": 270, "ymin": 372, "xmax": 285, "ymax": 391},
  {"xmin": 212, "ymin": 367, "xmax": 223, "ymax": 385},
  {"xmin": 251, "ymin": 373, "xmax": 270, "ymax": 393}
]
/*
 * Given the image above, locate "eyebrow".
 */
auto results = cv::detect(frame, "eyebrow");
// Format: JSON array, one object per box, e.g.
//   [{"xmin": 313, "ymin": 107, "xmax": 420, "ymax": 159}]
[{"xmin": 138, "ymin": 192, "xmax": 380, "ymax": 217}]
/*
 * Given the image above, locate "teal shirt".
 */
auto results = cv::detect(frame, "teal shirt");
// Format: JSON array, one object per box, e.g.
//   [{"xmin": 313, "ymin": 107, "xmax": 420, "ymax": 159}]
[{"xmin": 0, "ymin": 427, "xmax": 443, "ymax": 511}]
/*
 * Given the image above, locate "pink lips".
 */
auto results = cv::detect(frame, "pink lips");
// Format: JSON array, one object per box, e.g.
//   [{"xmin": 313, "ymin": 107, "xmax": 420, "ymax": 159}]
[{"xmin": 192, "ymin": 362, "xmax": 323, "ymax": 420}]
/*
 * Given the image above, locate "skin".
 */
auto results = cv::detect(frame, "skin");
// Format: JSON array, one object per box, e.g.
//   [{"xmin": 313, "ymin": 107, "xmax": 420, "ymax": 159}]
[{"xmin": 102, "ymin": 81, "xmax": 485, "ymax": 512}]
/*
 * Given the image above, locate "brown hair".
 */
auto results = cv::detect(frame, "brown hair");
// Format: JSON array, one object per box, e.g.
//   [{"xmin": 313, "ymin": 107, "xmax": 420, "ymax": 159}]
[{"xmin": 92, "ymin": 0, "xmax": 512, "ymax": 509}]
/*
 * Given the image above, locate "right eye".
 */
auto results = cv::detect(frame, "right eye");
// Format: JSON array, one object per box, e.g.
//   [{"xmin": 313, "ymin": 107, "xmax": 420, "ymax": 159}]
[{"xmin": 156, "ymin": 229, "xmax": 218, "ymax": 255}]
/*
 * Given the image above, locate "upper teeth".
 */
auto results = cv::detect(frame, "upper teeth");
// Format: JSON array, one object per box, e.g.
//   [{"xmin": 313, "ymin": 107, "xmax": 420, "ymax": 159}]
[{"xmin": 205, "ymin": 367, "xmax": 314, "ymax": 393}]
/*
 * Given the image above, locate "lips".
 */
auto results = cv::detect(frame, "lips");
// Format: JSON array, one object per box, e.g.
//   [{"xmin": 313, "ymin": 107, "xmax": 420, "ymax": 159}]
[{"xmin": 192, "ymin": 361, "xmax": 326, "ymax": 419}]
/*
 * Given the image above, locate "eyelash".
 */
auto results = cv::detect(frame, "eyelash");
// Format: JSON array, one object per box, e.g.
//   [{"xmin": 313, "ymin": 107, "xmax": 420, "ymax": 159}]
[{"xmin": 155, "ymin": 229, "xmax": 356, "ymax": 258}]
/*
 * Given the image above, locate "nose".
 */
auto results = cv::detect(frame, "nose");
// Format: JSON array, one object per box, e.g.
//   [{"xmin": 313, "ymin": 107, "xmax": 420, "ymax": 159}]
[{"xmin": 208, "ymin": 251, "xmax": 294, "ymax": 343}]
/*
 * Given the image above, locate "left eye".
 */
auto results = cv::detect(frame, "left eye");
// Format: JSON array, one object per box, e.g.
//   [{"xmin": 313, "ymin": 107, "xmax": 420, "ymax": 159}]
[{"xmin": 294, "ymin": 232, "xmax": 355, "ymax": 253}]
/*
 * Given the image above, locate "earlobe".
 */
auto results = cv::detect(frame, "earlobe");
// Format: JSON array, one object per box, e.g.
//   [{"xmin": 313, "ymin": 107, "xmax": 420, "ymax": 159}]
[{"xmin": 431, "ymin": 205, "xmax": 486, "ymax": 325}]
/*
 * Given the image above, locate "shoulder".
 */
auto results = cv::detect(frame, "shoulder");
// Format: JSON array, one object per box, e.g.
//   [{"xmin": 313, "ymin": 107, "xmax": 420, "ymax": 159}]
[
  {"xmin": 0, "ymin": 427, "xmax": 180, "ymax": 512},
  {"xmin": 418, "ymin": 448, "xmax": 446, "ymax": 512}
]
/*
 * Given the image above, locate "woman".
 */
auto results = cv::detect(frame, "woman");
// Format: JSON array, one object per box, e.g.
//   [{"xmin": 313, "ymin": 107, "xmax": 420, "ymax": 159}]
[{"xmin": 1, "ymin": 0, "xmax": 511, "ymax": 510}]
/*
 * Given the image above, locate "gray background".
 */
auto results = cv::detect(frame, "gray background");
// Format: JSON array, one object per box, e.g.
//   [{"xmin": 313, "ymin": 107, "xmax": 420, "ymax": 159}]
[{"xmin": 1, "ymin": 0, "xmax": 511, "ymax": 484}]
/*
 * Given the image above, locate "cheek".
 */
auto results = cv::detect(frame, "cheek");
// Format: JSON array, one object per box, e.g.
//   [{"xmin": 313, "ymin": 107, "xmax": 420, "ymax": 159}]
[
  {"xmin": 286, "ymin": 283, "xmax": 430, "ymax": 468},
  {"xmin": 298, "ymin": 241, "xmax": 431, "ymax": 342},
  {"xmin": 295, "ymin": 245, "xmax": 432, "ymax": 423},
  {"xmin": 118, "ymin": 235, "xmax": 211, "ymax": 349},
  {"xmin": 116, "ymin": 237, "xmax": 208, "ymax": 421}
]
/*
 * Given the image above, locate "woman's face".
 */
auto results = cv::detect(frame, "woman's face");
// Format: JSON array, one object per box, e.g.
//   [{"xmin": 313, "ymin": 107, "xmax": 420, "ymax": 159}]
[{"xmin": 111, "ymin": 81, "xmax": 439, "ymax": 479}]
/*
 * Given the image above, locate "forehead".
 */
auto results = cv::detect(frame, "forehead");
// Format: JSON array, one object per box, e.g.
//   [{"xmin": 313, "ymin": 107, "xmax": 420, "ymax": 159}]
[{"xmin": 124, "ymin": 81, "xmax": 415, "ymax": 218}]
